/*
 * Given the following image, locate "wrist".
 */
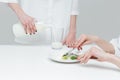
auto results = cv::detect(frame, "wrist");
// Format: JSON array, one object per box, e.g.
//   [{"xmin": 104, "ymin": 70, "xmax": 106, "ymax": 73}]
[
  {"xmin": 68, "ymin": 31, "xmax": 76, "ymax": 35},
  {"xmin": 92, "ymin": 36, "xmax": 100, "ymax": 43},
  {"xmin": 16, "ymin": 10, "xmax": 26, "ymax": 17},
  {"xmin": 107, "ymin": 54, "xmax": 120, "ymax": 68},
  {"xmin": 107, "ymin": 54, "xmax": 116, "ymax": 62},
  {"xmin": 69, "ymin": 29, "xmax": 76, "ymax": 33},
  {"xmin": 8, "ymin": 3, "xmax": 25, "ymax": 17}
]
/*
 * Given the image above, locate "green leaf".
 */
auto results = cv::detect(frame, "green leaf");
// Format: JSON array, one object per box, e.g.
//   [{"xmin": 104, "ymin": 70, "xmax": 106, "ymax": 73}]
[{"xmin": 70, "ymin": 55, "xmax": 78, "ymax": 60}]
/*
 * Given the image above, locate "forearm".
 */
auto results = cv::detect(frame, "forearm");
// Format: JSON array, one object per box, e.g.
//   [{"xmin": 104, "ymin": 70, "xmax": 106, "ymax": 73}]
[
  {"xmin": 8, "ymin": 3, "xmax": 36, "ymax": 34},
  {"xmin": 94, "ymin": 37, "xmax": 115, "ymax": 54},
  {"xmin": 8, "ymin": 3, "xmax": 26, "ymax": 17},
  {"xmin": 107, "ymin": 55, "xmax": 120, "ymax": 68},
  {"xmin": 69, "ymin": 15, "xmax": 77, "ymax": 34}
]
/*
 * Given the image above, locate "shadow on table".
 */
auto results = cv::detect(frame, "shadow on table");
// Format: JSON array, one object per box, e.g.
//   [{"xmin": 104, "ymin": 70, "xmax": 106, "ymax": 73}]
[
  {"xmin": 0, "ymin": 42, "xmax": 50, "ymax": 46},
  {"xmin": 48, "ymin": 58, "xmax": 80, "ymax": 64},
  {"xmin": 77, "ymin": 64, "xmax": 120, "ymax": 72}
]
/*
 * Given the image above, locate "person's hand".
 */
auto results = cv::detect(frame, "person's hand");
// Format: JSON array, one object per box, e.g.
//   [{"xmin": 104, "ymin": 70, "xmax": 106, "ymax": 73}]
[
  {"xmin": 8, "ymin": 3, "xmax": 37, "ymax": 35},
  {"xmin": 77, "ymin": 47, "xmax": 113, "ymax": 64},
  {"xmin": 73, "ymin": 34, "xmax": 99, "ymax": 50},
  {"xmin": 18, "ymin": 13, "xmax": 37, "ymax": 35},
  {"xmin": 62, "ymin": 32, "xmax": 76, "ymax": 47}
]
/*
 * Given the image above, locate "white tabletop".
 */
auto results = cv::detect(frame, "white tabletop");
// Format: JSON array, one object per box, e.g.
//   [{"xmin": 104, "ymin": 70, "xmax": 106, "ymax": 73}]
[{"xmin": 0, "ymin": 45, "xmax": 119, "ymax": 80}]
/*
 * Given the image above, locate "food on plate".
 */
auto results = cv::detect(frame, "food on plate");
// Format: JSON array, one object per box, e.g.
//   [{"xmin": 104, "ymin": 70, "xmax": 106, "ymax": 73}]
[
  {"xmin": 62, "ymin": 53, "xmax": 78, "ymax": 60},
  {"xmin": 70, "ymin": 55, "xmax": 78, "ymax": 60},
  {"xmin": 62, "ymin": 56, "xmax": 69, "ymax": 60}
]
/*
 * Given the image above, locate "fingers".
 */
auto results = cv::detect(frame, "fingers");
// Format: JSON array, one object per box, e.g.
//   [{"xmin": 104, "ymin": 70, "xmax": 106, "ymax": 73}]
[
  {"xmin": 32, "ymin": 19, "xmax": 37, "ymax": 32},
  {"xmin": 78, "ymin": 47, "xmax": 103, "ymax": 64},
  {"xmin": 67, "ymin": 40, "xmax": 74, "ymax": 48},
  {"xmin": 83, "ymin": 55, "xmax": 91, "ymax": 63},
  {"xmin": 19, "ymin": 14, "xmax": 37, "ymax": 35},
  {"xmin": 82, "ymin": 41, "xmax": 91, "ymax": 46},
  {"xmin": 76, "ymin": 37, "xmax": 86, "ymax": 48},
  {"xmin": 62, "ymin": 35, "xmax": 76, "ymax": 48},
  {"xmin": 77, "ymin": 54, "xmax": 85, "ymax": 60},
  {"xmin": 23, "ymin": 21, "xmax": 37, "ymax": 35},
  {"xmin": 63, "ymin": 34, "xmax": 89, "ymax": 50},
  {"xmin": 67, "ymin": 40, "xmax": 76, "ymax": 48},
  {"xmin": 23, "ymin": 23, "xmax": 32, "ymax": 35},
  {"xmin": 78, "ymin": 52, "xmax": 92, "ymax": 64},
  {"xmin": 78, "ymin": 46, "xmax": 82, "ymax": 50},
  {"xmin": 78, "ymin": 48, "xmax": 97, "ymax": 64},
  {"xmin": 70, "ymin": 41, "xmax": 75, "ymax": 47},
  {"xmin": 73, "ymin": 34, "xmax": 87, "ymax": 50},
  {"xmin": 27, "ymin": 24, "xmax": 32, "ymax": 35},
  {"xmin": 32, "ymin": 22, "xmax": 37, "ymax": 32},
  {"xmin": 29, "ymin": 23, "xmax": 36, "ymax": 34}
]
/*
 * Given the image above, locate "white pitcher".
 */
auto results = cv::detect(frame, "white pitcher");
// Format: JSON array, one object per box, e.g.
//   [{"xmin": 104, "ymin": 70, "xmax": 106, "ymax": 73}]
[{"xmin": 12, "ymin": 22, "xmax": 52, "ymax": 44}]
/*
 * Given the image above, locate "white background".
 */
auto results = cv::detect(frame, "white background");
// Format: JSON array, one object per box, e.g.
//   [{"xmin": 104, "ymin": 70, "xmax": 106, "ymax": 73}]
[{"xmin": 0, "ymin": 0, "xmax": 120, "ymax": 44}]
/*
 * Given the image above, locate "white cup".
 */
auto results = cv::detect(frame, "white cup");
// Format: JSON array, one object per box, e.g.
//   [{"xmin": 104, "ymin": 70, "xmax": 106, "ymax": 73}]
[{"xmin": 51, "ymin": 27, "xmax": 64, "ymax": 49}]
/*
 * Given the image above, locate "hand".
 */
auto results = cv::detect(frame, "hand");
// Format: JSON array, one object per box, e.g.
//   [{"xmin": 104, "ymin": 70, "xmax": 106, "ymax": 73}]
[
  {"xmin": 73, "ymin": 34, "xmax": 99, "ymax": 50},
  {"xmin": 62, "ymin": 32, "xmax": 76, "ymax": 47},
  {"xmin": 77, "ymin": 47, "xmax": 113, "ymax": 64},
  {"xmin": 8, "ymin": 3, "xmax": 37, "ymax": 35},
  {"xmin": 18, "ymin": 14, "xmax": 37, "ymax": 35}
]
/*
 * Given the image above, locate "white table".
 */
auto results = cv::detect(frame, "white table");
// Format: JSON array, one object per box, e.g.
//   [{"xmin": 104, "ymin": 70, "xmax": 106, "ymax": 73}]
[{"xmin": 0, "ymin": 45, "xmax": 119, "ymax": 80}]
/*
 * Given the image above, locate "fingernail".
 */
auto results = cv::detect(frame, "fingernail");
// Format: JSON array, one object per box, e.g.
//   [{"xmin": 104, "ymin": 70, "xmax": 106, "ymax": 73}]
[
  {"xmin": 26, "ymin": 33, "xmax": 27, "ymax": 34},
  {"xmin": 36, "ymin": 30, "xmax": 37, "ymax": 32},
  {"xmin": 30, "ymin": 33, "xmax": 32, "ymax": 35}
]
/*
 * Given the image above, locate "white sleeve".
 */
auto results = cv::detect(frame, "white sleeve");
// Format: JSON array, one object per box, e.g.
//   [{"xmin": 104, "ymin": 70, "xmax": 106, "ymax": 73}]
[
  {"xmin": 71, "ymin": 0, "xmax": 79, "ymax": 15},
  {"xmin": 0, "ymin": 0, "xmax": 18, "ymax": 3},
  {"xmin": 110, "ymin": 38, "xmax": 120, "ymax": 57}
]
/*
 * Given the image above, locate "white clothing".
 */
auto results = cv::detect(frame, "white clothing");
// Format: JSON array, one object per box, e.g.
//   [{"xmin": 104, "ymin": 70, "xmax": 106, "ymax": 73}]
[
  {"xmin": 0, "ymin": 0, "xmax": 79, "ymax": 44},
  {"xmin": 0, "ymin": 0, "xmax": 79, "ymax": 27},
  {"xmin": 110, "ymin": 36, "xmax": 120, "ymax": 57}
]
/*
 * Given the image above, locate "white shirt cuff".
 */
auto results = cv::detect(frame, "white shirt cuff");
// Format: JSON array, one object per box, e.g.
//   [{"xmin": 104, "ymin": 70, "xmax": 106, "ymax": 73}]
[
  {"xmin": 0, "ymin": 0, "xmax": 18, "ymax": 3},
  {"xmin": 71, "ymin": 11, "xmax": 79, "ymax": 15},
  {"xmin": 110, "ymin": 39, "xmax": 120, "ymax": 57}
]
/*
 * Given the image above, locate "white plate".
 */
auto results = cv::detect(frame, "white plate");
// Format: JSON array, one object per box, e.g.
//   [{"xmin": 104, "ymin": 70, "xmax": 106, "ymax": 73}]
[
  {"xmin": 49, "ymin": 46, "xmax": 80, "ymax": 63},
  {"xmin": 49, "ymin": 45, "xmax": 96, "ymax": 63},
  {"xmin": 49, "ymin": 54, "xmax": 80, "ymax": 63}
]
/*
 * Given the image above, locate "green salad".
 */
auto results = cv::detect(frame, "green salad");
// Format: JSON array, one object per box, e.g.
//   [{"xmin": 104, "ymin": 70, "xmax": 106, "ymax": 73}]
[{"xmin": 62, "ymin": 53, "xmax": 78, "ymax": 60}]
